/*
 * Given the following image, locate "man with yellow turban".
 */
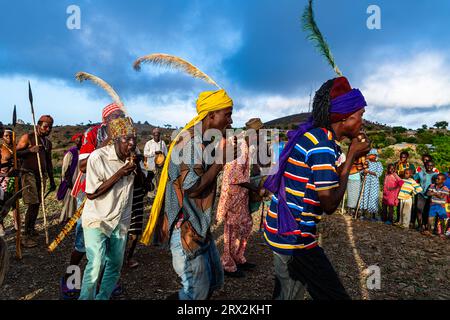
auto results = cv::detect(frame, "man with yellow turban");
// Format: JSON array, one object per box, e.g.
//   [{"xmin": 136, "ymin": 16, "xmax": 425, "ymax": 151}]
[{"xmin": 142, "ymin": 89, "xmax": 234, "ymax": 300}]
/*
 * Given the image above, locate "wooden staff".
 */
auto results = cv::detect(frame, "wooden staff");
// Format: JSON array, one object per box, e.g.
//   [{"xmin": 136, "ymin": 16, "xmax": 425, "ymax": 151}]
[
  {"xmin": 48, "ymin": 198, "xmax": 86, "ymax": 253},
  {"xmin": 259, "ymin": 200, "xmax": 266, "ymax": 232},
  {"xmin": 12, "ymin": 105, "xmax": 22, "ymax": 259},
  {"xmin": 354, "ymin": 157, "xmax": 369, "ymax": 219},
  {"xmin": 28, "ymin": 82, "xmax": 49, "ymax": 245}
]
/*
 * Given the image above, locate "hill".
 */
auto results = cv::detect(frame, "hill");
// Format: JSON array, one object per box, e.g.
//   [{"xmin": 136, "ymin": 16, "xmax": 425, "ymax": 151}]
[{"xmin": 264, "ymin": 112, "xmax": 391, "ymax": 132}]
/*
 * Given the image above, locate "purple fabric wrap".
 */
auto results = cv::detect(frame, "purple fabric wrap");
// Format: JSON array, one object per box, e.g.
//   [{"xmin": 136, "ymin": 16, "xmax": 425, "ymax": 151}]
[
  {"xmin": 264, "ymin": 117, "xmax": 314, "ymax": 234},
  {"xmin": 57, "ymin": 146, "xmax": 79, "ymax": 201},
  {"xmin": 330, "ymin": 89, "xmax": 367, "ymax": 114}
]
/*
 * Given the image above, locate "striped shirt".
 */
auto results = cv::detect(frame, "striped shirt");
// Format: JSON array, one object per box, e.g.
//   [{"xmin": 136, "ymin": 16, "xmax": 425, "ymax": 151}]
[
  {"xmin": 428, "ymin": 184, "xmax": 450, "ymax": 207},
  {"xmin": 398, "ymin": 178, "xmax": 423, "ymax": 200},
  {"xmin": 264, "ymin": 128, "xmax": 340, "ymax": 255}
]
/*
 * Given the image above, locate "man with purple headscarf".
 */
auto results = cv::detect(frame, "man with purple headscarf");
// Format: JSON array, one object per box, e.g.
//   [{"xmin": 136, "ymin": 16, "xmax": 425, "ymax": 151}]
[{"xmin": 263, "ymin": 77, "xmax": 371, "ymax": 300}]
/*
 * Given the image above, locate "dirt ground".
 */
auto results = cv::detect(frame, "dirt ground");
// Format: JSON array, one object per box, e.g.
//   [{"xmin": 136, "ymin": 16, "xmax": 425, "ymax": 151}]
[{"xmin": 1, "ymin": 195, "xmax": 450, "ymax": 300}]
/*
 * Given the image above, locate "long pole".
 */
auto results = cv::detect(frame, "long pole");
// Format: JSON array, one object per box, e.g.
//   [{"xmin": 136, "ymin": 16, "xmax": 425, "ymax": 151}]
[
  {"xmin": 48, "ymin": 199, "xmax": 86, "ymax": 253},
  {"xmin": 355, "ymin": 174, "xmax": 367, "ymax": 219},
  {"xmin": 28, "ymin": 82, "xmax": 49, "ymax": 245},
  {"xmin": 12, "ymin": 105, "xmax": 22, "ymax": 259}
]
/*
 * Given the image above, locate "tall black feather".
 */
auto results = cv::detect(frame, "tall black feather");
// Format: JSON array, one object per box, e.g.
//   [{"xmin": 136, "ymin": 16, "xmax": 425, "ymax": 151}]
[
  {"xmin": 301, "ymin": 0, "xmax": 343, "ymax": 76},
  {"xmin": 12, "ymin": 105, "xmax": 17, "ymax": 128},
  {"xmin": 28, "ymin": 81, "xmax": 34, "ymax": 113}
]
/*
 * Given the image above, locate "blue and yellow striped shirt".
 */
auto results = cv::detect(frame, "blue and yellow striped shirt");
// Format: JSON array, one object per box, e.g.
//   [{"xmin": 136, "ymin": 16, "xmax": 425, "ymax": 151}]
[{"xmin": 264, "ymin": 128, "xmax": 341, "ymax": 255}]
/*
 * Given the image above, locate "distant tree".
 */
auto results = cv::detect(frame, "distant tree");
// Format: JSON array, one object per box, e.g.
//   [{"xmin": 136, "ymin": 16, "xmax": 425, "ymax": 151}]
[
  {"xmin": 430, "ymin": 136, "xmax": 450, "ymax": 171},
  {"xmin": 417, "ymin": 130, "xmax": 434, "ymax": 144},
  {"xmin": 416, "ymin": 144, "xmax": 430, "ymax": 157},
  {"xmin": 382, "ymin": 147, "xmax": 395, "ymax": 159},
  {"xmin": 392, "ymin": 126, "xmax": 407, "ymax": 134},
  {"xmin": 421, "ymin": 124, "xmax": 428, "ymax": 130},
  {"xmin": 434, "ymin": 121, "xmax": 448, "ymax": 130},
  {"xmin": 385, "ymin": 136, "xmax": 397, "ymax": 146},
  {"xmin": 405, "ymin": 136, "xmax": 417, "ymax": 144},
  {"xmin": 164, "ymin": 124, "xmax": 172, "ymax": 130}
]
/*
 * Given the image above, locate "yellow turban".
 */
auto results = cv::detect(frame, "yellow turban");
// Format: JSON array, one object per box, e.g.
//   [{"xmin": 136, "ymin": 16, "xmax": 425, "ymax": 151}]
[{"xmin": 141, "ymin": 89, "xmax": 233, "ymax": 245}]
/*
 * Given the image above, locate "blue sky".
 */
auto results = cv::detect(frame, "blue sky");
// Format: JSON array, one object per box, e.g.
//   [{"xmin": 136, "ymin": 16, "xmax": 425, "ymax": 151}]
[{"xmin": 1, "ymin": 0, "xmax": 450, "ymax": 129}]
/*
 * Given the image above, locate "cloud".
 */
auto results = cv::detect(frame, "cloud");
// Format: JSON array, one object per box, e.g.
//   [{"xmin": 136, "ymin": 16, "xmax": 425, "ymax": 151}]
[
  {"xmin": 359, "ymin": 50, "xmax": 450, "ymax": 128},
  {"xmin": 362, "ymin": 51, "xmax": 450, "ymax": 108},
  {"xmin": 233, "ymin": 93, "xmax": 310, "ymax": 125},
  {"xmin": 0, "ymin": 75, "xmax": 110, "ymax": 125}
]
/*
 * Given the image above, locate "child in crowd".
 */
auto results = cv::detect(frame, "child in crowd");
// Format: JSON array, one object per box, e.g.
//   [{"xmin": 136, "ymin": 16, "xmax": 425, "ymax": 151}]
[
  {"xmin": 397, "ymin": 169, "xmax": 422, "ymax": 228},
  {"xmin": 427, "ymin": 174, "xmax": 450, "ymax": 238},
  {"xmin": 414, "ymin": 160, "xmax": 438, "ymax": 234},
  {"xmin": 382, "ymin": 164, "xmax": 404, "ymax": 224}
]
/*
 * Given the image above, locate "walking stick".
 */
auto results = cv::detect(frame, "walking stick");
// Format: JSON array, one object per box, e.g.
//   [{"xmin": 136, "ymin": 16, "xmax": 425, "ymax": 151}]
[
  {"xmin": 12, "ymin": 105, "xmax": 22, "ymax": 259},
  {"xmin": 355, "ymin": 173, "xmax": 367, "ymax": 219},
  {"xmin": 341, "ymin": 191, "xmax": 346, "ymax": 215},
  {"xmin": 48, "ymin": 198, "xmax": 86, "ymax": 253},
  {"xmin": 28, "ymin": 82, "xmax": 49, "ymax": 245},
  {"xmin": 259, "ymin": 200, "xmax": 266, "ymax": 232}
]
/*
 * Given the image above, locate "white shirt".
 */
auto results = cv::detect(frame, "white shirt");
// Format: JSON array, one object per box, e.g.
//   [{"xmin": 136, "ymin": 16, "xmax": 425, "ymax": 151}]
[
  {"xmin": 143, "ymin": 139, "xmax": 168, "ymax": 171},
  {"xmin": 82, "ymin": 144, "xmax": 135, "ymax": 237}
]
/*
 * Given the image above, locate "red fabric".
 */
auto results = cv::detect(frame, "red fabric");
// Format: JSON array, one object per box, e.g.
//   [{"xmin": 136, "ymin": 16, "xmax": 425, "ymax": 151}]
[
  {"xmin": 330, "ymin": 77, "xmax": 352, "ymax": 99},
  {"xmin": 101, "ymin": 103, "xmax": 121, "ymax": 123},
  {"xmin": 38, "ymin": 115, "xmax": 54, "ymax": 124},
  {"xmin": 71, "ymin": 133, "xmax": 83, "ymax": 142},
  {"xmin": 72, "ymin": 124, "xmax": 101, "ymax": 196},
  {"xmin": 329, "ymin": 77, "xmax": 358, "ymax": 123},
  {"xmin": 79, "ymin": 124, "xmax": 101, "ymax": 155}
]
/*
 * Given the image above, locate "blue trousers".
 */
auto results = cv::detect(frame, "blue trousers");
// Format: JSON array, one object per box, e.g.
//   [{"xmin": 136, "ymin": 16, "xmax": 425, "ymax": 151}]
[
  {"xmin": 170, "ymin": 228, "xmax": 224, "ymax": 300},
  {"xmin": 79, "ymin": 224, "xmax": 127, "ymax": 300}
]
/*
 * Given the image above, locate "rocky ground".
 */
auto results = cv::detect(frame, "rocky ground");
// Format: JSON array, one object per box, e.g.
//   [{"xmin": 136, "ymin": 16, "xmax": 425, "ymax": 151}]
[{"xmin": 1, "ymin": 195, "xmax": 449, "ymax": 300}]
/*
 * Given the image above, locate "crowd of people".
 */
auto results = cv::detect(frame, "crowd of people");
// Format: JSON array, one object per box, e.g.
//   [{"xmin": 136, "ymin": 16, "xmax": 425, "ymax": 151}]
[
  {"xmin": 345, "ymin": 150, "xmax": 450, "ymax": 238},
  {"xmin": 0, "ymin": 75, "xmax": 448, "ymax": 301}
]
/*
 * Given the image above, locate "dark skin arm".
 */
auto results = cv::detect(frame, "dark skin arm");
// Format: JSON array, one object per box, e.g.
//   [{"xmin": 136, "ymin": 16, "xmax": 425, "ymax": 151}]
[
  {"xmin": 317, "ymin": 137, "xmax": 371, "ymax": 215},
  {"xmin": 16, "ymin": 134, "xmax": 41, "ymax": 157},
  {"xmin": 85, "ymin": 161, "xmax": 136, "ymax": 200},
  {"xmin": 186, "ymin": 137, "xmax": 237, "ymax": 198},
  {"xmin": 79, "ymin": 158, "xmax": 88, "ymax": 173},
  {"xmin": 46, "ymin": 140, "xmax": 56, "ymax": 190}
]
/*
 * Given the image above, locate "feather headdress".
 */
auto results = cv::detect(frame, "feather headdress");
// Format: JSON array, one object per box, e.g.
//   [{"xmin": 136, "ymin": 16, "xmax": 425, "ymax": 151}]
[
  {"xmin": 75, "ymin": 72, "xmax": 127, "ymax": 114},
  {"xmin": 301, "ymin": 0, "xmax": 343, "ymax": 76},
  {"xmin": 133, "ymin": 53, "xmax": 221, "ymax": 89}
]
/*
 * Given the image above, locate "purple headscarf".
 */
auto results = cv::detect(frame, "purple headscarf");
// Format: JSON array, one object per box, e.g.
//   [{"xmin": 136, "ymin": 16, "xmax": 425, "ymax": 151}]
[{"xmin": 264, "ymin": 88, "xmax": 367, "ymax": 235}]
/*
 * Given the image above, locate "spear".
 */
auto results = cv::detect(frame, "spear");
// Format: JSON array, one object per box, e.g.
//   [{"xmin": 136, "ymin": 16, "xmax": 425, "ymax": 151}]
[
  {"xmin": 28, "ymin": 82, "xmax": 49, "ymax": 244},
  {"xmin": 12, "ymin": 105, "xmax": 22, "ymax": 259}
]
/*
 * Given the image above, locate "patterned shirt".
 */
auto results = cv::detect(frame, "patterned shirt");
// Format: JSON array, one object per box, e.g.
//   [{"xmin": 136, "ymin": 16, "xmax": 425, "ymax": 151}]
[
  {"xmin": 264, "ymin": 128, "xmax": 341, "ymax": 255},
  {"xmin": 165, "ymin": 130, "xmax": 218, "ymax": 239},
  {"xmin": 427, "ymin": 184, "xmax": 450, "ymax": 207},
  {"xmin": 414, "ymin": 170, "xmax": 438, "ymax": 199},
  {"xmin": 398, "ymin": 178, "xmax": 423, "ymax": 200}
]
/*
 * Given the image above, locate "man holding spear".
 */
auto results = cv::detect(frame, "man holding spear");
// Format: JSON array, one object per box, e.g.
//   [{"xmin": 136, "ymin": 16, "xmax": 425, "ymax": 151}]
[{"xmin": 16, "ymin": 108, "xmax": 55, "ymax": 248}]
